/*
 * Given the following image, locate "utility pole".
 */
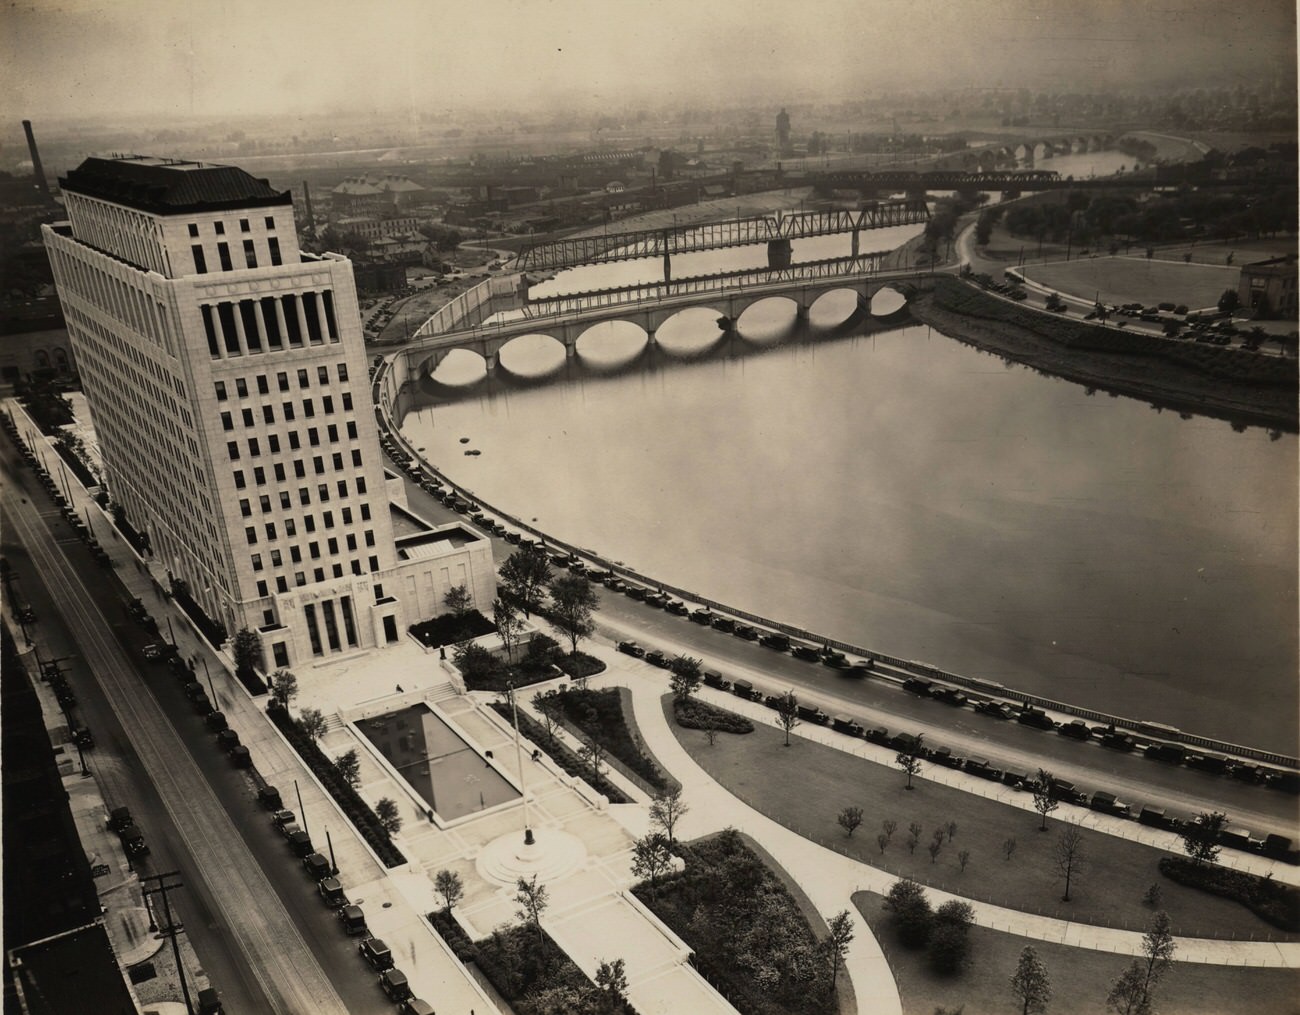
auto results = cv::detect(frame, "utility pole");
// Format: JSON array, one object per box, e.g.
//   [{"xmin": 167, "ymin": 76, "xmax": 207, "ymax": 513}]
[{"xmin": 143, "ymin": 872, "xmax": 195, "ymax": 1015}]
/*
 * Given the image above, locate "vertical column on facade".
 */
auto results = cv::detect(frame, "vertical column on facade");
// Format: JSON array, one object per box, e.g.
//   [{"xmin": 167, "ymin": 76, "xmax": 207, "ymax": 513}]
[
  {"xmin": 312, "ymin": 292, "xmax": 331, "ymax": 344},
  {"xmin": 340, "ymin": 595, "xmax": 358, "ymax": 647},
  {"xmin": 251, "ymin": 299, "xmax": 270, "ymax": 351},
  {"xmin": 293, "ymin": 293, "xmax": 311, "ymax": 346},
  {"xmin": 230, "ymin": 299, "xmax": 251, "ymax": 356},
  {"xmin": 273, "ymin": 297, "xmax": 291, "ymax": 348}
]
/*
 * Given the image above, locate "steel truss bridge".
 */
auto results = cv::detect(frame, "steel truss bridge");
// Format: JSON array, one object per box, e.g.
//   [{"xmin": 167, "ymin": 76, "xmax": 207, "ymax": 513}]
[{"xmin": 514, "ymin": 197, "xmax": 929, "ymax": 272}]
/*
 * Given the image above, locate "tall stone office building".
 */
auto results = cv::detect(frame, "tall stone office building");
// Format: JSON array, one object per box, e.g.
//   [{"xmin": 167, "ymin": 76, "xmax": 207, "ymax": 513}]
[{"xmin": 42, "ymin": 156, "xmax": 493, "ymax": 671}]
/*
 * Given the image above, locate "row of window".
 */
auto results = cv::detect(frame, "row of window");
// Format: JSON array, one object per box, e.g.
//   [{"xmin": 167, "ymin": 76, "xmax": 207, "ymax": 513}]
[
  {"xmin": 192, "ymin": 237, "xmax": 282, "ymax": 273},
  {"xmin": 188, "ymin": 217, "xmax": 276, "ymax": 237},
  {"xmin": 242, "ymin": 491, "xmax": 364, "ymax": 520},
  {"xmin": 231, "ymin": 452, "xmax": 368, "ymax": 487},
  {"xmin": 251, "ymin": 557, "xmax": 381, "ymax": 599},
  {"xmin": 64, "ymin": 194, "xmax": 170, "ymax": 277},
  {"xmin": 221, "ymin": 393, "xmax": 353, "ymax": 426},
  {"xmin": 200, "ymin": 292, "xmax": 339, "ymax": 359},
  {"xmin": 215, "ymin": 362, "xmax": 349, "ymax": 401},
  {"xmin": 248, "ymin": 528, "xmax": 374, "ymax": 557},
  {"xmin": 223, "ymin": 418, "xmax": 358, "ymax": 450},
  {"xmin": 47, "ymin": 240, "xmax": 173, "ymax": 355}
]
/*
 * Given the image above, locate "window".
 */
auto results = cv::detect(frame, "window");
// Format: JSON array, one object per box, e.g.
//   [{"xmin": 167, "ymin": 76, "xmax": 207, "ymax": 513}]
[
  {"xmin": 245, "ymin": 526, "xmax": 257, "ymax": 545},
  {"xmin": 269, "ymin": 236, "xmax": 282, "ymax": 266},
  {"xmin": 327, "ymin": 537, "xmax": 339, "ymax": 554},
  {"xmin": 342, "ymin": 507, "xmax": 353, "ymax": 525},
  {"xmin": 279, "ymin": 491, "xmax": 291, "ymax": 509},
  {"xmin": 259, "ymin": 494, "xmax": 271, "ymax": 513},
  {"xmin": 227, "ymin": 441, "xmax": 240, "ymax": 461},
  {"xmin": 342, "ymin": 392, "xmax": 353, "ymax": 411},
  {"xmin": 277, "ymin": 371, "xmax": 289, "ymax": 392},
  {"xmin": 273, "ymin": 463, "xmax": 286, "ymax": 481},
  {"xmin": 248, "ymin": 437, "xmax": 260, "ymax": 457},
  {"xmin": 240, "ymin": 218, "xmax": 250, "ymax": 232},
  {"xmin": 268, "ymin": 434, "xmax": 280, "ymax": 453},
  {"xmin": 221, "ymin": 411, "xmax": 234, "ymax": 431},
  {"xmin": 289, "ymin": 432, "xmax": 301, "ymax": 450},
  {"xmin": 293, "ymin": 460, "xmax": 306, "ymax": 478},
  {"xmin": 240, "ymin": 498, "xmax": 251, "ymax": 517},
  {"xmin": 242, "ymin": 408, "xmax": 254, "ymax": 426},
  {"xmin": 283, "ymin": 402, "xmax": 295, "ymax": 422},
  {"xmin": 360, "ymin": 503, "xmax": 371, "ymax": 521},
  {"xmin": 192, "ymin": 245, "xmax": 207, "ymax": 274},
  {"xmin": 254, "ymin": 466, "xmax": 266, "ymax": 485},
  {"xmin": 295, "ymin": 571, "xmax": 305, "ymax": 587},
  {"xmin": 251, "ymin": 553, "xmax": 264, "ymax": 571},
  {"xmin": 243, "ymin": 239, "xmax": 257, "ymax": 269},
  {"xmin": 265, "ymin": 522, "xmax": 277, "ymax": 540},
  {"xmin": 234, "ymin": 470, "xmax": 246, "ymax": 489},
  {"xmin": 356, "ymin": 477, "xmax": 367, "ymax": 495},
  {"xmin": 352, "ymin": 560, "xmax": 363, "ymax": 576},
  {"xmin": 217, "ymin": 242, "xmax": 232, "ymax": 271},
  {"xmin": 322, "ymin": 396, "xmax": 334, "ymax": 414},
  {"xmin": 317, "ymin": 483, "xmax": 329, "ymax": 502},
  {"xmin": 285, "ymin": 518, "xmax": 296, "ymax": 536},
  {"xmin": 346, "ymin": 421, "xmax": 357, "ymax": 440},
  {"xmin": 188, "ymin": 223, "xmax": 199, "ymax": 238},
  {"xmin": 314, "ymin": 568, "xmax": 325, "ymax": 583},
  {"xmin": 337, "ymin": 480, "xmax": 348, "ymax": 498},
  {"xmin": 270, "ymin": 549, "xmax": 283, "ymax": 567},
  {"xmin": 333, "ymin": 564, "xmax": 344, "ymax": 579},
  {"xmin": 337, "ymin": 363, "xmax": 349, "ymax": 382},
  {"xmin": 305, "ymin": 515, "xmax": 316, "ymax": 533},
  {"xmin": 313, "ymin": 456, "xmax": 325, "ymax": 475},
  {"xmin": 215, "ymin": 221, "xmax": 225, "ymax": 235},
  {"xmin": 257, "ymin": 375, "xmax": 269, "ymax": 395},
  {"xmin": 309, "ymin": 541, "xmax": 320, "ymax": 559},
  {"xmin": 364, "ymin": 530, "xmax": 375, "ymax": 547},
  {"xmin": 265, "ymin": 216, "xmax": 275, "ymax": 230},
  {"xmin": 263, "ymin": 405, "xmax": 275, "ymax": 424},
  {"xmin": 323, "ymin": 511, "xmax": 334, "ymax": 528},
  {"xmin": 368, "ymin": 556, "xmax": 379, "ymax": 573},
  {"xmin": 236, "ymin": 377, "xmax": 248, "ymax": 397},
  {"xmin": 297, "ymin": 369, "xmax": 309, "ymax": 389},
  {"xmin": 257, "ymin": 580, "xmax": 269, "ymax": 598},
  {"xmin": 351, "ymin": 450, "xmax": 362, "ymax": 467},
  {"xmin": 290, "ymin": 546, "xmax": 302, "ymax": 563},
  {"xmin": 299, "ymin": 488, "xmax": 311, "ymax": 506},
  {"xmin": 276, "ymin": 577, "xmax": 288, "ymax": 594},
  {"xmin": 346, "ymin": 533, "xmax": 357, "ymax": 550},
  {"xmin": 215, "ymin": 381, "xmax": 228, "ymax": 401},
  {"xmin": 331, "ymin": 452, "xmax": 343, "ymax": 470},
  {"xmin": 303, "ymin": 399, "xmax": 314, "ymax": 418},
  {"xmin": 308, "ymin": 427, "xmax": 320, "ymax": 447}
]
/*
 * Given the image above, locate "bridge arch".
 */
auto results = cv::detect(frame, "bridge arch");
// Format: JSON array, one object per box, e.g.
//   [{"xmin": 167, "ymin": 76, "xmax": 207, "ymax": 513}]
[
  {"xmin": 497, "ymin": 333, "xmax": 569, "ymax": 379},
  {"xmin": 807, "ymin": 288, "xmax": 864, "ymax": 330},
  {"xmin": 574, "ymin": 320, "xmax": 650, "ymax": 371},
  {"xmin": 736, "ymin": 295, "xmax": 801, "ymax": 345},
  {"xmin": 425, "ymin": 347, "xmax": 489, "ymax": 387},
  {"xmin": 654, "ymin": 307, "xmax": 730, "ymax": 358}
]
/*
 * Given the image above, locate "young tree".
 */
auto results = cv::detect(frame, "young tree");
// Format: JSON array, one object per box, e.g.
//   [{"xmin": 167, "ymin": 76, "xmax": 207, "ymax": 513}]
[
  {"xmin": 1107, "ymin": 909, "xmax": 1177, "ymax": 1015},
  {"xmin": 703, "ymin": 720, "xmax": 718, "ymax": 746},
  {"xmin": 628, "ymin": 775, "xmax": 675, "ymax": 836},
  {"xmin": 499, "ymin": 547, "xmax": 552, "ymax": 618},
  {"xmin": 1181, "ymin": 811, "xmax": 1227, "ymax": 867},
  {"xmin": 594, "ymin": 958, "xmax": 629, "ymax": 1010},
  {"xmin": 775, "ymin": 689, "xmax": 800, "ymax": 747},
  {"xmin": 578, "ymin": 714, "xmax": 608, "ymax": 783},
  {"xmin": 882, "ymin": 819, "xmax": 898, "ymax": 842},
  {"xmin": 434, "ymin": 869, "xmax": 464, "ymax": 912},
  {"xmin": 268, "ymin": 668, "xmax": 298, "ymax": 710},
  {"xmin": 958, "ymin": 849, "xmax": 971, "ymax": 873},
  {"xmin": 630, "ymin": 832, "xmax": 673, "ymax": 895},
  {"xmin": 837, "ymin": 806, "xmax": 864, "ymax": 838},
  {"xmin": 443, "ymin": 583, "xmax": 472, "ymax": 618},
  {"xmin": 298, "ymin": 706, "xmax": 327, "ymax": 743},
  {"xmin": 1142, "ymin": 883, "xmax": 1163, "ymax": 909},
  {"xmin": 929, "ymin": 900, "xmax": 973, "ymax": 973},
  {"xmin": 896, "ymin": 732, "xmax": 925, "ymax": 789},
  {"xmin": 515, "ymin": 874, "xmax": 550, "ymax": 952},
  {"xmin": 1003, "ymin": 836, "xmax": 1018, "ymax": 862},
  {"xmin": 946, "ymin": 820, "xmax": 958, "ymax": 842},
  {"xmin": 907, "ymin": 821, "xmax": 923, "ymax": 855},
  {"xmin": 928, "ymin": 838, "xmax": 943, "ymax": 864},
  {"xmin": 1010, "ymin": 945, "xmax": 1052, "ymax": 1015},
  {"xmin": 1032, "ymin": 769, "xmax": 1059, "ymax": 831},
  {"xmin": 876, "ymin": 832, "xmax": 889, "ymax": 855},
  {"xmin": 824, "ymin": 910, "xmax": 855, "ymax": 989},
  {"xmin": 533, "ymin": 687, "xmax": 562, "ymax": 744},
  {"xmin": 335, "ymin": 747, "xmax": 361, "ymax": 788},
  {"xmin": 884, "ymin": 877, "xmax": 933, "ymax": 948},
  {"xmin": 231, "ymin": 626, "xmax": 262, "ymax": 673},
  {"xmin": 548, "ymin": 574, "xmax": 597, "ymax": 653},
  {"xmin": 493, "ymin": 597, "xmax": 522, "ymax": 661},
  {"xmin": 376, "ymin": 797, "xmax": 402, "ymax": 836},
  {"xmin": 668, "ymin": 655, "xmax": 703, "ymax": 703},
  {"xmin": 1053, "ymin": 826, "xmax": 1086, "ymax": 902}
]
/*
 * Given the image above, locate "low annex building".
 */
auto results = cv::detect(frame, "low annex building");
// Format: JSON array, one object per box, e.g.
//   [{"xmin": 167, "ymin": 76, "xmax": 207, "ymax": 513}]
[{"xmin": 42, "ymin": 155, "xmax": 493, "ymax": 672}]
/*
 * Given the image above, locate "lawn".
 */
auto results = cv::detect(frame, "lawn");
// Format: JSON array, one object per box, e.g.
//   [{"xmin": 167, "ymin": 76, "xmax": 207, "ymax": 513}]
[
  {"xmin": 1021, "ymin": 255, "xmax": 1239, "ymax": 311},
  {"xmin": 855, "ymin": 889, "xmax": 1300, "ymax": 1015},
  {"xmin": 666, "ymin": 700, "xmax": 1298, "ymax": 942}
]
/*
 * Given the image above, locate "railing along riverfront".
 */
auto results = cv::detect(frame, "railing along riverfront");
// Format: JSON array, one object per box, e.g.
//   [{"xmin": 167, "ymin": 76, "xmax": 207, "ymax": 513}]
[{"xmin": 372, "ymin": 361, "xmax": 1299, "ymax": 772}]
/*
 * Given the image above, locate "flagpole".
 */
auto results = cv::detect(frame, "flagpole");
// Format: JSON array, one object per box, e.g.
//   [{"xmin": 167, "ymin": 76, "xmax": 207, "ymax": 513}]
[{"xmin": 508, "ymin": 682, "xmax": 535, "ymax": 846}]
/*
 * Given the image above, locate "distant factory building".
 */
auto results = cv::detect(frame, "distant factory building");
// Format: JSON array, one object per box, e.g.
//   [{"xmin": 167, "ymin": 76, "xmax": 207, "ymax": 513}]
[{"xmin": 331, "ymin": 174, "xmax": 427, "ymax": 214}]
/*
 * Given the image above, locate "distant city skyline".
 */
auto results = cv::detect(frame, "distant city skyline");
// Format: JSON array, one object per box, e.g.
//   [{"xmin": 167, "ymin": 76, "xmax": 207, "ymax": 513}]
[{"xmin": 1, "ymin": 0, "xmax": 1294, "ymax": 126}]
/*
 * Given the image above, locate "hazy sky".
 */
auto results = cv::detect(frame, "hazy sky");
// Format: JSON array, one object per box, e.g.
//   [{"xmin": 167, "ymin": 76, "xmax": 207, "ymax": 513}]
[{"xmin": 1, "ymin": 0, "xmax": 1295, "ymax": 124}]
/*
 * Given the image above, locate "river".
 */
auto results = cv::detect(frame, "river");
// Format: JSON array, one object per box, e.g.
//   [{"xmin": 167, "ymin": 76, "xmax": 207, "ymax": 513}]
[{"xmin": 400, "ymin": 299, "xmax": 1298, "ymax": 755}]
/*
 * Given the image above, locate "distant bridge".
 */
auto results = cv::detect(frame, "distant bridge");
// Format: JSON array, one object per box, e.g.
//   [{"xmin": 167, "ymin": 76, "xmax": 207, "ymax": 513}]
[{"xmin": 514, "ymin": 198, "xmax": 929, "ymax": 273}]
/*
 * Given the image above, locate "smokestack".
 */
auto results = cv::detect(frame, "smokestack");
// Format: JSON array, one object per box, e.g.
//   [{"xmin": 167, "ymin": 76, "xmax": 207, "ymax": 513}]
[
  {"xmin": 23, "ymin": 120, "xmax": 50, "ymax": 199},
  {"xmin": 301, "ymin": 180, "xmax": 315, "ymax": 229}
]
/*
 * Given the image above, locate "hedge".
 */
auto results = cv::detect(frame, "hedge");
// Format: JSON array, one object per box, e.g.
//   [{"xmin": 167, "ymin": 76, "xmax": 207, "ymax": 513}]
[
  {"xmin": 267, "ymin": 704, "xmax": 406, "ymax": 867},
  {"xmin": 558, "ymin": 651, "xmax": 606, "ymax": 680},
  {"xmin": 409, "ymin": 609, "xmax": 496, "ymax": 648},
  {"xmin": 538, "ymin": 687, "xmax": 669, "ymax": 791},
  {"xmin": 1159, "ymin": 856, "xmax": 1300, "ymax": 932},
  {"xmin": 488, "ymin": 701, "xmax": 633, "ymax": 804},
  {"xmin": 673, "ymin": 698, "xmax": 755, "ymax": 734}
]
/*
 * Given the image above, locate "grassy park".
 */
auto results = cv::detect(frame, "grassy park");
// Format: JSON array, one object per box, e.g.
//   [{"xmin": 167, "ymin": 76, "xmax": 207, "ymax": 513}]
[
  {"xmin": 1021, "ymin": 255, "xmax": 1240, "ymax": 311},
  {"xmin": 663, "ymin": 695, "xmax": 1298, "ymax": 942},
  {"xmin": 855, "ymin": 889, "xmax": 1300, "ymax": 1015}
]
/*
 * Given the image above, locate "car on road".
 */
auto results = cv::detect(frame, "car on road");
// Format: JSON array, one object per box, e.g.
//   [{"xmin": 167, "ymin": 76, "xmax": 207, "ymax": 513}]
[
  {"xmin": 271, "ymin": 809, "xmax": 297, "ymax": 831},
  {"xmin": 205, "ymin": 711, "xmax": 228, "ymax": 732},
  {"xmin": 1058, "ymin": 719, "xmax": 1091, "ymax": 740},
  {"xmin": 338, "ymin": 904, "xmax": 367, "ymax": 935},
  {"xmin": 197, "ymin": 987, "xmax": 224, "ymax": 1014},
  {"xmin": 400, "ymin": 999, "xmax": 435, "ymax": 1015},
  {"xmin": 379, "ymin": 969, "xmax": 412, "ymax": 1003},
  {"xmin": 617, "ymin": 641, "xmax": 644, "ymax": 658},
  {"xmin": 257, "ymin": 785, "xmax": 282, "ymax": 810},
  {"xmin": 215, "ymin": 729, "xmax": 240, "ymax": 753},
  {"xmin": 142, "ymin": 642, "xmax": 168, "ymax": 661},
  {"xmin": 710, "ymin": 616, "xmax": 735, "ymax": 633},
  {"xmin": 1017, "ymin": 707, "xmax": 1057, "ymax": 731},
  {"xmin": 790, "ymin": 644, "xmax": 820, "ymax": 662},
  {"xmin": 318, "ymin": 877, "xmax": 348, "ymax": 908},
  {"xmin": 974, "ymin": 700, "xmax": 1013, "ymax": 720},
  {"xmin": 107, "ymin": 806, "xmax": 134, "ymax": 834},
  {"xmin": 664, "ymin": 599, "xmax": 688, "ymax": 616},
  {"xmin": 119, "ymin": 823, "xmax": 149, "ymax": 858},
  {"xmin": 302, "ymin": 852, "xmax": 332, "ymax": 881},
  {"xmin": 644, "ymin": 650, "xmax": 671, "ymax": 669},
  {"xmin": 848, "ymin": 660, "xmax": 874, "ymax": 677},
  {"xmin": 733, "ymin": 624, "xmax": 758, "ymax": 640},
  {"xmin": 820, "ymin": 649, "xmax": 849, "ymax": 669},
  {"xmin": 358, "ymin": 936, "xmax": 393, "ymax": 970},
  {"xmin": 228, "ymin": 745, "xmax": 252, "ymax": 768},
  {"xmin": 286, "ymin": 829, "xmax": 313, "ymax": 858},
  {"xmin": 689, "ymin": 608, "xmax": 713, "ymax": 625}
]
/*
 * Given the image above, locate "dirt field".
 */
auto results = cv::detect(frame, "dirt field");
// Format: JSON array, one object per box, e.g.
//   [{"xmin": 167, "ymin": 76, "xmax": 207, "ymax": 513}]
[{"xmin": 1021, "ymin": 255, "xmax": 1240, "ymax": 310}]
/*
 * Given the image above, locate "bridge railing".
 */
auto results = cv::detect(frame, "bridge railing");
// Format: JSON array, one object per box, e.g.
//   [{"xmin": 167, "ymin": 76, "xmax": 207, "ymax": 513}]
[{"xmin": 371, "ymin": 359, "xmax": 1298, "ymax": 771}]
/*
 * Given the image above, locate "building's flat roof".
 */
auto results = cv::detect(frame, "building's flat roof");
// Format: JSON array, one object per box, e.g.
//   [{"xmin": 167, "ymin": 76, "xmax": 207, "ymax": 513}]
[
  {"xmin": 396, "ymin": 523, "xmax": 481, "ymax": 558},
  {"xmin": 60, "ymin": 155, "xmax": 292, "ymax": 216},
  {"xmin": 8, "ymin": 924, "xmax": 137, "ymax": 1015}
]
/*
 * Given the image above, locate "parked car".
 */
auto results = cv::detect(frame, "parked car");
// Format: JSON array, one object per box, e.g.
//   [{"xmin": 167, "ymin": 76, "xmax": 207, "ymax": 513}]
[
  {"xmin": 644, "ymin": 650, "xmax": 671, "ymax": 669},
  {"xmin": 197, "ymin": 987, "xmax": 224, "ymax": 1014},
  {"xmin": 302, "ymin": 852, "xmax": 332, "ymax": 881},
  {"xmin": 903, "ymin": 677, "xmax": 934, "ymax": 697},
  {"xmin": 617, "ymin": 640, "xmax": 645, "ymax": 658},
  {"xmin": 974, "ymin": 700, "xmax": 1013, "ymax": 720},
  {"xmin": 759, "ymin": 632, "xmax": 790, "ymax": 651},
  {"xmin": 733, "ymin": 624, "xmax": 758, "ymax": 640},
  {"xmin": 689, "ymin": 608, "xmax": 713, "ymax": 625},
  {"xmin": 379, "ymin": 969, "xmax": 413, "ymax": 1003},
  {"xmin": 400, "ymin": 1000, "xmax": 436, "ymax": 1015},
  {"xmin": 257, "ymin": 785, "xmax": 283, "ymax": 810},
  {"xmin": 318, "ymin": 877, "xmax": 348, "ymax": 908},
  {"xmin": 790, "ymin": 644, "xmax": 820, "ymax": 662},
  {"xmin": 339, "ymin": 904, "xmax": 368, "ymax": 935},
  {"xmin": 205, "ymin": 711, "xmax": 228, "ymax": 733},
  {"xmin": 359, "ymin": 936, "xmax": 394, "ymax": 970}
]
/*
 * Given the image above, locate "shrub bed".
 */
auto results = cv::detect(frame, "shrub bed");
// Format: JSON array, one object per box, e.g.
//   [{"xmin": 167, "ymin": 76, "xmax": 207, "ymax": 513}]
[
  {"xmin": 267, "ymin": 704, "xmax": 406, "ymax": 867},
  {"xmin": 674, "ymin": 697, "xmax": 754, "ymax": 734},
  {"xmin": 488, "ymin": 701, "xmax": 633, "ymax": 804},
  {"xmin": 537, "ymin": 687, "xmax": 668, "ymax": 791},
  {"xmin": 409, "ymin": 609, "xmax": 496, "ymax": 648},
  {"xmin": 53, "ymin": 440, "xmax": 97, "ymax": 488},
  {"xmin": 633, "ymin": 829, "xmax": 837, "ymax": 1015},
  {"xmin": 456, "ymin": 635, "xmax": 566, "ymax": 692},
  {"xmin": 427, "ymin": 908, "xmax": 477, "ymax": 964},
  {"xmin": 1159, "ymin": 857, "xmax": 1300, "ymax": 931},
  {"xmin": 558, "ymin": 650, "xmax": 606, "ymax": 680},
  {"xmin": 234, "ymin": 664, "xmax": 268, "ymax": 696},
  {"xmin": 171, "ymin": 583, "xmax": 228, "ymax": 648}
]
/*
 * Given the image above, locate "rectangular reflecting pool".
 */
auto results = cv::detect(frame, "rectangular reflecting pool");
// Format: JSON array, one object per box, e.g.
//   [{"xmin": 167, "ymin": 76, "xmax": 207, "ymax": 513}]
[{"xmin": 357, "ymin": 703, "xmax": 520, "ymax": 823}]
